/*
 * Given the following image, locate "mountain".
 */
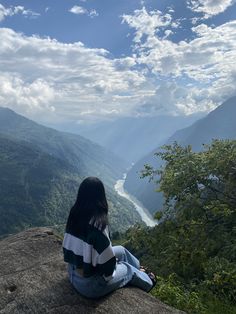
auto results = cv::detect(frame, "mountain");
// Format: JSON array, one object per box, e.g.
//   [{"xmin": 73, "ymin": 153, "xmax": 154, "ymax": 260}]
[
  {"xmin": 168, "ymin": 96, "xmax": 236, "ymax": 150},
  {"xmin": 124, "ymin": 96, "xmax": 236, "ymax": 214},
  {"xmin": 0, "ymin": 107, "xmax": 127, "ymax": 185},
  {"xmin": 0, "ymin": 134, "xmax": 79, "ymax": 235},
  {"xmin": 0, "ymin": 107, "xmax": 141, "ymax": 236},
  {"xmin": 53, "ymin": 114, "xmax": 203, "ymax": 164}
]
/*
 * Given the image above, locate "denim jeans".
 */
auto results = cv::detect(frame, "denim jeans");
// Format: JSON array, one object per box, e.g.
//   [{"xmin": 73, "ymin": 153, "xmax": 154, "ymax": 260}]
[{"xmin": 67, "ymin": 245, "xmax": 153, "ymax": 298}]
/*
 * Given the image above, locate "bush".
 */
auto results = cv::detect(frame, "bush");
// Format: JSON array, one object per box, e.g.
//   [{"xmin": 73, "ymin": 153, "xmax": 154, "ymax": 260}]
[
  {"xmin": 203, "ymin": 257, "xmax": 236, "ymax": 303},
  {"xmin": 151, "ymin": 274, "xmax": 206, "ymax": 313}
]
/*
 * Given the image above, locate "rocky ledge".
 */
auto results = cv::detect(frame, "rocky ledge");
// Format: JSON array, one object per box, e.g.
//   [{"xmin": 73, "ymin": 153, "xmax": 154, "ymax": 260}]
[{"xmin": 0, "ymin": 227, "xmax": 184, "ymax": 314}]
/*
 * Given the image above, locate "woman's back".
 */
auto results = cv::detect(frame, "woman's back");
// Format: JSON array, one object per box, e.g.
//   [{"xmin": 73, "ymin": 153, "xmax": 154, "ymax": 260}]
[
  {"xmin": 63, "ymin": 219, "xmax": 116, "ymax": 279},
  {"xmin": 62, "ymin": 176, "xmax": 154, "ymax": 298}
]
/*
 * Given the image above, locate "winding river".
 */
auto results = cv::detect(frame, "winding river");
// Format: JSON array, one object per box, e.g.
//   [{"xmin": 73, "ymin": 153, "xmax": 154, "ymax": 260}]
[{"xmin": 114, "ymin": 174, "xmax": 158, "ymax": 227}]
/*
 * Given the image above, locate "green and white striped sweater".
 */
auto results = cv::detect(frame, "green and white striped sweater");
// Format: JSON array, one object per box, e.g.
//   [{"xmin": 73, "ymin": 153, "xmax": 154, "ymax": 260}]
[{"xmin": 63, "ymin": 223, "xmax": 116, "ymax": 281}]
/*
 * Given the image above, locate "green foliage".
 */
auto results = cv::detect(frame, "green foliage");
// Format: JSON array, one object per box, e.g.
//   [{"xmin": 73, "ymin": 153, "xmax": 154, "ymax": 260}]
[
  {"xmin": 202, "ymin": 293, "xmax": 236, "ymax": 314},
  {"xmin": 203, "ymin": 257, "xmax": 236, "ymax": 303},
  {"xmin": 151, "ymin": 274, "xmax": 205, "ymax": 314},
  {"xmin": 154, "ymin": 211, "xmax": 163, "ymax": 220},
  {"xmin": 120, "ymin": 140, "xmax": 236, "ymax": 313},
  {"xmin": 0, "ymin": 135, "xmax": 80, "ymax": 236},
  {"xmin": 0, "ymin": 134, "xmax": 141, "ymax": 236},
  {"xmin": 0, "ymin": 107, "xmax": 143, "ymax": 236}
]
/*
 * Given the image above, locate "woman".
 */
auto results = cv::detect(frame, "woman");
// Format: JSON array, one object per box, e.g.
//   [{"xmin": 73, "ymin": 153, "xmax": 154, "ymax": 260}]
[{"xmin": 63, "ymin": 177, "xmax": 155, "ymax": 298}]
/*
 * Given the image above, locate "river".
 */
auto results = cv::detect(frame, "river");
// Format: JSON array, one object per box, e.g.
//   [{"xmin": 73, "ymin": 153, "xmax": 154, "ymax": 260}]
[{"xmin": 114, "ymin": 174, "xmax": 158, "ymax": 227}]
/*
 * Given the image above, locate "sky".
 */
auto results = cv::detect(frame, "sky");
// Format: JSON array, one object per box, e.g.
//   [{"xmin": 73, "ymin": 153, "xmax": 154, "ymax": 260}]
[{"xmin": 0, "ymin": 0, "xmax": 236, "ymax": 125}]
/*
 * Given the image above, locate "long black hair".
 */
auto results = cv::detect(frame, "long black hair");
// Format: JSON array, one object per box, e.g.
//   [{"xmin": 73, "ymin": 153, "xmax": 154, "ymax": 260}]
[{"xmin": 66, "ymin": 177, "xmax": 109, "ymax": 235}]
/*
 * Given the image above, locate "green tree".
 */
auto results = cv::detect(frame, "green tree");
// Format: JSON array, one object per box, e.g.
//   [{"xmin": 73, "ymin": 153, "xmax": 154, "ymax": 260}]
[{"xmin": 121, "ymin": 140, "xmax": 236, "ymax": 312}]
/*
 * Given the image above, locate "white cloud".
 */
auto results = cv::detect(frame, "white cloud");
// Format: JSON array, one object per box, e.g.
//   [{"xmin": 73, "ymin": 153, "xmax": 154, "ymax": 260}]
[
  {"xmin": 122, "ymin": 7, "xmax": 172, "ymax": 44},
  {"xmin": 0, "ymin": 73, "xmax": 55, "ymax": 113},
  {"xmin": 163, "ymin": 29, "xmax": 173, "ymax": 39},
  {"xmin": 122, "ymin": 9, "xmax": 236, "ymax": 115},
  {"xmin": 187, "ymin": 0, "xmax": 235, "ymax": 18},
  {"xmin": 69, "ymin": 5, "xmax": 87, "ymax": 15},
  {"xmin": 138, "ymin": 82, "xmax": 217, "ymax": 116},
  {"xmin": 1, "ymin": 4, "xmax": 236, "ymax": 124},
  {"xmin": 191, "ymin": 17, "xmax": 200, "ymax": 25},
  {"xmin": 0, "ymin": 28, "xmax": 149, "ymax": 123},
  {"xmin": 89, "ymin": 9, "xmax": 98, "ymax": 18},
  {"xmin": 69, "ymin": 6, "xmax": 98, "ymax": 18},
  {"xmin": 0, "ymin": 3, "xmax": 40, "ymax": 22}
]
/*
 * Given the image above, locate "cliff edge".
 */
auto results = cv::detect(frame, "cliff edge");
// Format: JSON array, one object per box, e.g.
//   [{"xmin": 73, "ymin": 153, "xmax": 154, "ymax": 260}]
[{"xmin": 0, "ymin": 228, "xmax": 184, "ymax": 314}]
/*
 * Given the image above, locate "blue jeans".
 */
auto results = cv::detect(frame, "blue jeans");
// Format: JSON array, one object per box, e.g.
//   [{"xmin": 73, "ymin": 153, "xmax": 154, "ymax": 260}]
[{"xmin": 67, "ymin": 245, "xmax": 153, "ymax": 298}]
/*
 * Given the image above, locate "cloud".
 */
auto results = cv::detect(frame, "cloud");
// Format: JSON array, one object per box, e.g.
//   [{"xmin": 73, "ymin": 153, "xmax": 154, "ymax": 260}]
[
  {"xmin": 137, "ymin": 81, "xmax": 217, "ymax": 116},
  {"xmin": 1, "ymin": 4, "xmax": 236, "ymax": 124},
  {"xmin": 163, "ymin": 29, "xmax": 173, "ymax": 39},
  {"xmin": 122, "ymin": 7, "xmax": 172, "ymax": 44},
  {"xmin": 0, "ymin": 3, "xmax": 40, "ymax": 22},
  {"xmin": 0, "ymin": 73, "xmax": 55, "ymax": 113},
  {"xmin": 0, "ymin": 28, "xmax": 148, "ymax": 123},
  {"xmin": 69, "ymin": 5, "xmax": 87, "ymax": 15},
  {"xmin": 89, "ymin": 9, "xmax": 98, "ymax": 18},
  {"xmin": 122, "ymin": 8, "xmax": 236, "ymax": 114},
  {"xmin": 69, "ymin": 5, "xmax": 98, "ymax": 18},
  {"xmin": 187, "ymin": 0, "xmax": 235, "ymax": 18}
]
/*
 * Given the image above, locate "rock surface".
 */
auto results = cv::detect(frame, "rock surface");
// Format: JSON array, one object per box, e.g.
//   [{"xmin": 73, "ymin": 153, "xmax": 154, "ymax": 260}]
[{"xmin": 0, "ymin": 228, "xmax": 184, "ymax": 314}]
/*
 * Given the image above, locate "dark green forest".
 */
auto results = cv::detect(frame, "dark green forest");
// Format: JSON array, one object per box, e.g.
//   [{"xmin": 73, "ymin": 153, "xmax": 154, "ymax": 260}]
[
  {"xmin": 0, "ymin": 134, "xmax": 140, "ymax": 236},
  {"xmin": 0, "ymin": 107, "xmax": 142, "ymax": 237},
  {"xmin": 116, "ymin": 140, "xmax": 236, "ymax": 313}
]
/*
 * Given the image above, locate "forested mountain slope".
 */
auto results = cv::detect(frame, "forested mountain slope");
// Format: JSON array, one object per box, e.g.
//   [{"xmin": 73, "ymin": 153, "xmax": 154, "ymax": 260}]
[
  {"xmin": 0, "ymin": 108, "xmax": 141, "ymax": 236},
  {"xmin": 0, "ymin": 134, "xmax": 79, "ymax": 235},
  {"xmin": 124, "ymin": 96, "xmax": 236, "ymax": 214},
  {"xmin": 0, "ymin": 107, "xmax": 126, "ymax": 185}
]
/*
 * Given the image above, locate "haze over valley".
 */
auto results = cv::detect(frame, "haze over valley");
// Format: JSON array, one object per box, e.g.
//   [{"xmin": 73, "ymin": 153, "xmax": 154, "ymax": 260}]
[
  {"xmin": 58, "ymin": 113, "xmax": 204, "ymax": 163},
  {"xmin": 0, "ymin": 1, "xmax": 236, "ymax": 312},
  {"xmin": 0, "ymin": 0, "xmax": 235, "ymax": 246},
  {"xmin": 0, "ymin": 107, "xmax": 142, "ymax": 236},
  {"xmin": 124, "ymin": 96, "xmax": 236, "ymax": 214}
]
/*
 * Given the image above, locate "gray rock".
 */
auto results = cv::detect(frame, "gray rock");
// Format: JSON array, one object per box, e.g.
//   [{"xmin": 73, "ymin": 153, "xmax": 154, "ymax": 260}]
[{"xmin": 0, "ymin": 228, "xmax": 184, "ymax": 314}]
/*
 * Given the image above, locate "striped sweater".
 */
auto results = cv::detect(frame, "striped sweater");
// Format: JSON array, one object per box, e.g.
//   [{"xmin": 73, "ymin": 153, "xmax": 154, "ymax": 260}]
[{"xmin": 63, "ymin": 222, "xmax": 116, "ymax": 281}]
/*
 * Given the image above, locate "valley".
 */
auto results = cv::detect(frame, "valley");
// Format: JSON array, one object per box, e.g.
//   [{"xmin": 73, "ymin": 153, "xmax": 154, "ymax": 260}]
[
  {"xmin": 124, "ymin": 96, "xmax": 236, "ymax": 215},
  {"xmin": 114, "ymin": 173, "xmax": 157, "ymax": 227},
  {"xmin": 0, "ymin": 108, "xmax": 142, "ymax": 236}
]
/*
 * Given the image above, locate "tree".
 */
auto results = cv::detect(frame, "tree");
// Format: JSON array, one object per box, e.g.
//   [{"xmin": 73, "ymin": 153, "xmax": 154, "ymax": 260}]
[
  {"xmin": 120, "ymin": 140, "xmax": 236, "ymax": 312},
  {"xmin": 140, "ymin": 139, "xmax": 236, "ymax": 300}
]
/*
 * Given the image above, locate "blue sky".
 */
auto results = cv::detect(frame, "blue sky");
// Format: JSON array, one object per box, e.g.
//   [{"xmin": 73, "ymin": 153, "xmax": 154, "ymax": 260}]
[{"xmin": 0, "ymin": 0, "xmax": 236, "ymax": 124}]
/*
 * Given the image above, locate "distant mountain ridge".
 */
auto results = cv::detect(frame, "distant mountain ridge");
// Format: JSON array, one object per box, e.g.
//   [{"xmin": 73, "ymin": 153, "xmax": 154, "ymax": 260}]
[
  {"xmin": 168, "ymin": 96, "xmax": 236, "ymax": 150},
  {"xmin": 124, "ymin": 96, "xmax": 236, "ymax": 214},
  {"xmin": 0, "ymin": 107, "xmax": 141, "ymax": 236},
  {"xmin": 57, "ymin": 113, "xmax": 203, "ymax": 163},
  {"xmin": 0, "ymin": 107, "xmax": 127, "ymax": 183}
]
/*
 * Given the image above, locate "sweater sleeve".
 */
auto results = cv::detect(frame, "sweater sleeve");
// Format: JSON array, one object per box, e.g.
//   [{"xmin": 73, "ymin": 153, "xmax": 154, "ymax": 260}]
[{"xmin": 93, "ymin": 226, "xmax": 116, "ymax": 280}]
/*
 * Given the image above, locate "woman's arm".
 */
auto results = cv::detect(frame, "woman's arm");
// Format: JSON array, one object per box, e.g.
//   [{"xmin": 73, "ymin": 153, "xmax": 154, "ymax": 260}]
[{"xmin": 93, "ymin": 226, "xmax": 117, "ymax": 280}]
